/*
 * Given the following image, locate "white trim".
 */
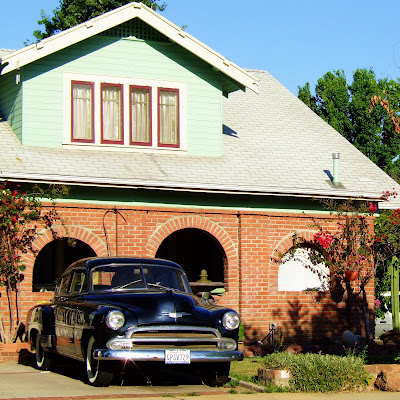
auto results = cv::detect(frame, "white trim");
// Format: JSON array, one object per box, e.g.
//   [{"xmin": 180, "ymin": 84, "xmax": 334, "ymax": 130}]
[
  {"xmin": 0, "ymin": 2, "xmax": 259, "ymax": 93},
  {"xmin": 63, "ymin": 72, "xmax": 187, "ymax": 150}
]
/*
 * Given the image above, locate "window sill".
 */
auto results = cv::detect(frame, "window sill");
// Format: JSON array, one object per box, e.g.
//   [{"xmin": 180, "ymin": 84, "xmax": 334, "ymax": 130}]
[{"xmin": 62, "ymin": 142, "xmax": 187, "ymax": 154}]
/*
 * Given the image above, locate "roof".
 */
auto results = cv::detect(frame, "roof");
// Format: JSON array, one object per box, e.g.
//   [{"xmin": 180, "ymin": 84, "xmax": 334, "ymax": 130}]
[
  {"xmin": 0, "ymin": 69, "xmax": 398, "ymax": 202},
  {"xmin": 0, "ymin": 2, "xmax": 258, "ymax": 94},
  {"xmin": 0, "ymin": 49, "xmax": 15, "ymax": 58}
]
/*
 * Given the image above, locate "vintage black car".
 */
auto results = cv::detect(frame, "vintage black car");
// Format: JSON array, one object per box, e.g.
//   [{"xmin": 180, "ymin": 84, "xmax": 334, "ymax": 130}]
[{"xmin": 27, "ymin": 257, "xmax": 243, "ymax": 386}]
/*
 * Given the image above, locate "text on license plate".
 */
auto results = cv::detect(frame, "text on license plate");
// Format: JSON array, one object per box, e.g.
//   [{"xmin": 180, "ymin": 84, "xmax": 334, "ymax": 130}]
[{"xmin": 165, "ymin": 349, "xmax": 191, "ymax": 364}]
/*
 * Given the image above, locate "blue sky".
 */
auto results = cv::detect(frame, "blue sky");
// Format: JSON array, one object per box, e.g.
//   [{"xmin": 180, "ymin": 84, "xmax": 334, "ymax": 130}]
[{"xmin": 1, "ymin": 0, "xmax": 400, "ymax": 94}]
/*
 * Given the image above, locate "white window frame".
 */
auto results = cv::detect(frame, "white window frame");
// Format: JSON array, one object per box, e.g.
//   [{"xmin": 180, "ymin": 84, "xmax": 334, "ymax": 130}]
[{"xmin": 63, "ymin": 72, "xmax": 187, "ymax": 151}]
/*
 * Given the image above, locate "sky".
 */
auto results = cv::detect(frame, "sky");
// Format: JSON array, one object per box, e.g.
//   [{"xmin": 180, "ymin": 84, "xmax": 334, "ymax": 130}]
[{"xmin": 1, "ymin": 0, "xmax": 400, "ymax": 95}]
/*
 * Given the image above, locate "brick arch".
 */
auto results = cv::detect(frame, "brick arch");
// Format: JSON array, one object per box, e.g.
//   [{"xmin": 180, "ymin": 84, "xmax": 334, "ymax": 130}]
[
  {"xmin": 270, "ymin": 229, "xmax": 318, "ymax": 265},
  {"xmin": 268, "ymin": 229, "xmax": 321, "ymax": 292},
  {"xmin": 24, "ymin": 225, "xmax": 108, "ymax": 266},
  {"xmin": 145, "ymin": 215, "xmax": 237, "ymax": 261}
]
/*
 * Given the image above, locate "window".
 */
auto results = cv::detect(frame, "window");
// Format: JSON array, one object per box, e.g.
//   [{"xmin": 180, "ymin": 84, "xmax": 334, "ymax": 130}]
[
  {"xmin": 71, "ymin": 81, "xmax": 94, "ymax": 143},
  {"xmin": 158, "ymin": 88, "xmax": 179, "ymax": 147},
  {"xmin": 130, "ymin": 86, "xmax": 151, "ymax": 145},
  {"xmin": 65, "ymin": 74, "xmax": 186, "ymax": 150},
  {"xmin": 101, "ymin": 83, "xmax": 123, "ymax": 144},
  {"xmin": 278, "ymin": 247, "xmax": 329, "ymax": 292},
  {"xmin": 70, "ymin": 270, "xmax": 87, "ymax": 294}
]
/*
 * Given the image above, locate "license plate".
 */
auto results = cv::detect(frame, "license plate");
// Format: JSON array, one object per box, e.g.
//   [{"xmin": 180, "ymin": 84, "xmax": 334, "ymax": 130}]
[{"xmin": 165, "ymin": 349, "xmax": 191, "ymax": 364}]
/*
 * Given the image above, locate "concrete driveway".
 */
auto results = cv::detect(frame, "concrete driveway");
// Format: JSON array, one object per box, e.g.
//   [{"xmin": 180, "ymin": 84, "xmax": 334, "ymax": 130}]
[
  {"xmin": 0, "ymin": 356, "xmax": 228, "ymax": 399},
  {"xmin": 0, "ymin": 356, "xmax": 399, "ymax": 400}
]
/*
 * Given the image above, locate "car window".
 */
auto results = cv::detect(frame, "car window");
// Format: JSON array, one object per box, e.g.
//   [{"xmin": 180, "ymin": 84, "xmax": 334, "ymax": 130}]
[
  {"xmin": 90, "ymin": 263, "xmax": 190, "ymax": 293},
  {"xmin": 70, "ymin": 270, "xmax": 87, "ymax": 294},
  {"xmin": 56, "ymin": 272, "xmax": 72, "ymax": 296}
]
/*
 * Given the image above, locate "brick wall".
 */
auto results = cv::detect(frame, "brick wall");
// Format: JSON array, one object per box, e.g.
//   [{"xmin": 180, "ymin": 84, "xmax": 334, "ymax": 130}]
[{"xmin": 0, "ymin": 202, "xmax": 375, "ymax": 345}]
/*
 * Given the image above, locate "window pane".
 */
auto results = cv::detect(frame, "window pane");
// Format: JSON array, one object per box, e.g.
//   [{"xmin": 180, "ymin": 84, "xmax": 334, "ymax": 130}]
[
  {"xmin": 102, "ymin": 85, "xmax": 122, "ymax": 142},
  {"xmin": 72, "ymin": 83, "xmax": 93, "ymax": 141},
  {"xmin": 159, "ymin": 90, "xmax": 178, "ymax": 146},
  {"xmin": 131, "ymin": 88, "xmax": 150, "ymax": 144}
]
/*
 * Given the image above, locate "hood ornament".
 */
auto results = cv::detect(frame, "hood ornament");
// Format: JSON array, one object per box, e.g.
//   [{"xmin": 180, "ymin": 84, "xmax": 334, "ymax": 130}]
[{"xmin": 162, "ymin": 312, "xmax": 191, "ymax": 318}]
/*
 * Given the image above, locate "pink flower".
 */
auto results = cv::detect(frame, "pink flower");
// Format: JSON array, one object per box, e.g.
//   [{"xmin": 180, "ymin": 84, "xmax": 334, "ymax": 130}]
[
  {"xmin": 374, "ymin": 298, "xmax": 381, "ymax": 309},
  {"xmin": 369, "ymin": 202, "xmax": 377, "ymax": 213}
]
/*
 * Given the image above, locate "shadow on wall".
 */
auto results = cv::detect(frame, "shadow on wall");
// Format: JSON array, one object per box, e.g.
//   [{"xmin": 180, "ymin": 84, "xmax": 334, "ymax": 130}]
[{"xmin": 241, "ymin": 283, "xmax": 373, "ymax": 354}]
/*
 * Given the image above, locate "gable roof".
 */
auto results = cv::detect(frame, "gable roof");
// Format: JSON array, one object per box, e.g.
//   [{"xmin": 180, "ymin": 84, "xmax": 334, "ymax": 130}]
[
  {"xmin": 0, "ymin": 69, "xmax": 398, "ymax": 203},
  {"xmin": 0, "ymin": 2, "xmax": 258, "ymax": 94}
]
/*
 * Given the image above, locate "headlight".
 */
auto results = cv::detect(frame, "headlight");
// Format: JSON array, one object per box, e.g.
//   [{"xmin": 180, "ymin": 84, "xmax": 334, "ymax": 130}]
[
  {"xmin": 222, "ymin": 311, "xmax": 240, "ymax": 330},
  {"xmin": 105, "ymin": 310, "xmax": 125, "ymax": 330}
]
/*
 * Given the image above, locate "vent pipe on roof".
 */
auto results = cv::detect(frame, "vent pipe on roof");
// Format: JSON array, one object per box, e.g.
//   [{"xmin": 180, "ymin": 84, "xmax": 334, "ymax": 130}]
[{"xmin": 332, "ymin": 153, "xmax": 340, "ymax": 185}]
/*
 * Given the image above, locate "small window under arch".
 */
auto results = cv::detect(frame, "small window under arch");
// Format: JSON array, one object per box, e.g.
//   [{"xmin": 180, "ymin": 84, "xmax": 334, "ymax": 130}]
[{"xmin": 278, "ymin": 246, "xmax": 330, "ymax": 292}]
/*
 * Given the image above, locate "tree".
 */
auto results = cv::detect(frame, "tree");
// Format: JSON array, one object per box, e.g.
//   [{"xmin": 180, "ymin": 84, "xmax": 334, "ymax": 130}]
[
  {"xmin": 298, "ymin": 69, "xmax": 400, "ymax": 178},
  {"xmin": 0, "ymin": 182, "xmax": 68, "ymax": 343},
  {"xmin": 33, "ymin": 0, "xmax": 167, "ymax": 41},
  {"xmin": 290, "ymin": 198, "xmax": 379, "ymax": 344}
]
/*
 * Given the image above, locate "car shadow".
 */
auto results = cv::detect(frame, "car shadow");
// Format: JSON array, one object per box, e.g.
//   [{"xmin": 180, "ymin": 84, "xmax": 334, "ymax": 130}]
[{"xmin": 19, "ymin": 351, "xmax": 204, "ymax": 386}]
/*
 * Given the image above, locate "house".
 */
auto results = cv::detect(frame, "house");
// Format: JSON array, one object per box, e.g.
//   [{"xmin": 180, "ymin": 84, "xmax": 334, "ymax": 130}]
[{"xmin": 1, "ymin": 2, "xmax": 398, "ymax": 345}]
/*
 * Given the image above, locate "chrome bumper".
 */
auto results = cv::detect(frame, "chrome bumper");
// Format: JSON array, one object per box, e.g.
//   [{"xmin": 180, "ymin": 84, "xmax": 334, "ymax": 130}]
[{"xmin": 93, "ymin": 348, "xmax": 244, "ymax": 362}]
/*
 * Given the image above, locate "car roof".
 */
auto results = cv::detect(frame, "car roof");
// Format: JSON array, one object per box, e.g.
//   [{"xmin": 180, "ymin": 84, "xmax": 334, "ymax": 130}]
[{"xmin": 64, "ymin": 257, "xmax": 184, "ymax": 275}]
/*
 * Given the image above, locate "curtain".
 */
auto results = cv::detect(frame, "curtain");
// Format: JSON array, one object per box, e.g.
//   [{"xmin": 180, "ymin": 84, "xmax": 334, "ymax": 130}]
[
  {"xmin": 102, "ymin": 86, "xmax": 122, "ymax": 142},
  {"xmin": 72, "ymin": 84, "xmax": 93, "ymax": 140},
  {"xmin": 159, "ymin": 90, "xmax": 178, "ymax": 145},
  {"xmin": 131, "ymin": 88, "xmax": 150, "ymax": 143}
]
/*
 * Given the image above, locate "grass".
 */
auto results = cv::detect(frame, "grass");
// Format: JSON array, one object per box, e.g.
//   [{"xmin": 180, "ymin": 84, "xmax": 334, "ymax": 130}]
[{"xmin": 230, "ymin": 356, "xmax": 264, "ymax": 383}]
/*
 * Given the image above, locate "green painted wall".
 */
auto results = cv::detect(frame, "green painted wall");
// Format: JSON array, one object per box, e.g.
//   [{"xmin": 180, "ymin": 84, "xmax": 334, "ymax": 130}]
[
  {"xmin": 55, "ymin": 185, "xmax": 331, "ymax": 214},
  {"xmin": 0, "ymin": 71, "xmax": 22, "ymax": 141},
  {"xmin": 20, "ymin": 35, "xmax": 224, "ymax": 156}
]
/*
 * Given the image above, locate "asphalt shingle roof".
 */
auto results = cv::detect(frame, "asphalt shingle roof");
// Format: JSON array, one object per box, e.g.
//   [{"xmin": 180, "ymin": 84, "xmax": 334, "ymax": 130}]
[{"xmin": 0, "ymin": 69, "xmax": 399, "ymax": 202}]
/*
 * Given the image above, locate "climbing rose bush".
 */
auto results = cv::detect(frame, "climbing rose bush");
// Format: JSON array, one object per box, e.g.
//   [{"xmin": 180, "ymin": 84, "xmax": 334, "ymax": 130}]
[{"xmin": 0, "ymin": 181, "xmax": 67, "ymax": 343}]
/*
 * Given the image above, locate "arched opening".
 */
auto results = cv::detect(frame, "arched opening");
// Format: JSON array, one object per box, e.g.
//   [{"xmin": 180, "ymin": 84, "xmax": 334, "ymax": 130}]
[
  {"xmin": 32, "ymin": 238, "xmax": 96, "ymax": 292},
  {"xmin": 155, "ymin": 228, "xmax": 226, "ymax": 286},
  {"xmin": 278, "ymin": 245, "xmax": 330, "ymax": 292}
]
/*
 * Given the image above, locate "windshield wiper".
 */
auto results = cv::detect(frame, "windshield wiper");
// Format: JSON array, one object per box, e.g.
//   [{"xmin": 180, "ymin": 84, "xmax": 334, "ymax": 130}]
[
  {"xmin": 111, "ymin": 279, "xmax": 143, "ymax": 291},
  {"xmin": 146, "ymin": 283, "xmax": 179, "ymax": 292}
]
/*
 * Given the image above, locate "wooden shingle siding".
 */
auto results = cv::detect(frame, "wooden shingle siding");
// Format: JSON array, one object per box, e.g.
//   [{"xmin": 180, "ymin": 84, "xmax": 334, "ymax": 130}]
[{"xmin": 20, "ymin": 35, "xmax": 224, "ymax": 155}]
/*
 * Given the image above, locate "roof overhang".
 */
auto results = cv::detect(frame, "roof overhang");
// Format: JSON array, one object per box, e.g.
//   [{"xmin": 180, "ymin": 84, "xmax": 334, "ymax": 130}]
[
  {"xmin": 0, "ymin": 171, "xmax": 383, "ymax": 202},
  {"xmin": 0, "ymin": 2, "xmax": 259, "ymax": 93}
]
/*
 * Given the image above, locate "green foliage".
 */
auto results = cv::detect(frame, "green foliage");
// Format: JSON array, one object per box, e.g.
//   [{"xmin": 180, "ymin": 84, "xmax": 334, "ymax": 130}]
[
  {"xmin": 298, "ymin": 69, "xmax": 400, "ymax": 178},
  {"xmin": 0, "ymin": 181, "xmax": 68, "ymax": 342},
  {"xmin": 33, "ymin": 0, "xmax": 166, "ymax": 41},
  {"xmin": 374, "ymin": 206, "xmax": 400, "ymax": 323},
  {"xmin": 263, "ymin": 352, "xmax": 370, "ymax": 392}
]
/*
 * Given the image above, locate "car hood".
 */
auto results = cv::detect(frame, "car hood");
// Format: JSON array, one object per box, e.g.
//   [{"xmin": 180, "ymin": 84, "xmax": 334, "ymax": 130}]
[{"xmin": 91, "ymin": 291, "xmax": 220, "ymax": 326}]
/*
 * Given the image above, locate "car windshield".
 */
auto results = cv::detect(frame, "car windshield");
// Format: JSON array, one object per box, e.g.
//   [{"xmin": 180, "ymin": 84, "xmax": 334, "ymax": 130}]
[{"xmin": 90, "ymin": 263, "xmax": 191, "ymax": 293}]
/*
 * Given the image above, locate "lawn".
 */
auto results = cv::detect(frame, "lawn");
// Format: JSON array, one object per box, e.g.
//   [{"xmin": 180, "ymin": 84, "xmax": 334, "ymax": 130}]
[{"xmin": 229, "ymin": 357, "xmax": 264, "ymax": 383}]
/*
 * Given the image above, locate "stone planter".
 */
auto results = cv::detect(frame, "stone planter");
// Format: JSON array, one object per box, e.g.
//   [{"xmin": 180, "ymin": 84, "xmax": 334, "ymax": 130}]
[
  {"xmin": 258, "ymin": 368, "xmax": 290, "ymax": 387},
  {"xmin": 0, "ymin": 342, "xmax": 30, "ymax": 363},
  {"xmin": 366, "ymin": 364, "xmax": 400, "ymax": 391}
]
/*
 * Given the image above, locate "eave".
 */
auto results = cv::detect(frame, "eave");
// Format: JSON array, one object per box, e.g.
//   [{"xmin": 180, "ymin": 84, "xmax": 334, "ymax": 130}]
[{"xmin": 0, "ymin": 171, "xmax": 383, "ymax": 202}]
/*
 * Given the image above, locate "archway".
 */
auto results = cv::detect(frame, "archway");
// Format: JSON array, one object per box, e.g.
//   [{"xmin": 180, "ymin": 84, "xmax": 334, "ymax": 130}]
[
  {"xmin": 155, "ymin": 228, "xmax": 225, "ymax": 284},
  {"xmin": 32, "ymin": 238, "xmax": 96, "ymax": 292}
]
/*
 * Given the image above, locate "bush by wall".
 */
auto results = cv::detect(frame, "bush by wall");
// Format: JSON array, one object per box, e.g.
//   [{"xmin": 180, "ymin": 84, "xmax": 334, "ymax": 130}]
[{"xmin": 263, "ymin": 352, "xmax": 370, "ymax": 392}]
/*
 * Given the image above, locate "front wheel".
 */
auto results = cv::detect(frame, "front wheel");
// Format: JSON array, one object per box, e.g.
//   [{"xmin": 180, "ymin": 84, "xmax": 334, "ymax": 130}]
[
  {"xmin": 35, "ymin": 333, "xmax": 53, "ymax": 371},
  {"xmin": 86, "ymin": 336, "xmax": 113, "ymax": 387},
  {"xmin": 199, "ymin": 362, "xmax": 230, "ymax": 387}
]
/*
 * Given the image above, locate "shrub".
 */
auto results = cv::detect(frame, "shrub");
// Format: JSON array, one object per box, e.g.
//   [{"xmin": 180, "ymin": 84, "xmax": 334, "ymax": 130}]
[{"xmin": 263, "ymin": 352, "xmax": 370, "ymax": 392}]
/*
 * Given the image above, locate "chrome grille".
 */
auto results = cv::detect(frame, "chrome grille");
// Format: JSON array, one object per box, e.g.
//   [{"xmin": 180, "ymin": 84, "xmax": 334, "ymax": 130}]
[{"xmin": 125, "ymin": 325, "xmax": 221, "ymax": 350}]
